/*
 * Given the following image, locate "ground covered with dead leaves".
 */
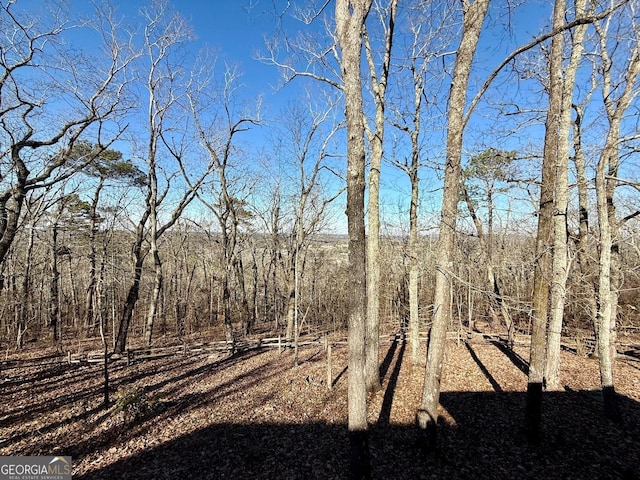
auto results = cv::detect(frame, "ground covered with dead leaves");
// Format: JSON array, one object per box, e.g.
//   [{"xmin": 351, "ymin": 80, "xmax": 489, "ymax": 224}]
[{"xmin": 1, "ymin": 336, "xmax": 639, "ymax": 479}]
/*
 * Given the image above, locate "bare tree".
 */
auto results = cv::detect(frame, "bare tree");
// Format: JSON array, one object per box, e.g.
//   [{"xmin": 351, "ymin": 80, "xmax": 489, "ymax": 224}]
[
  {"xmin": 140, "ymin": 1, "xmax": 197, "ymax": 349},
  {"xmin": 461, "ymin": 149, "xmax": 516, "ymax": 341},
  {"xmin": 592, "ymin": 1, "xmax": 640, "ymax": 420},
  {"xmin": 387, "ymin": 3, "xmax": 453, "ymax": 365},
  {"xmin": 335, "ymin": 0, "xmax": 373, "ymax": 476},
  {"xmin": 362, "ymin": 0, "xmax": 398, "ymax": 392},
  {"xmin": 417, "ymin": 0, "xmax": 490, "ymax": 449},
  {"xmin": 545, "ymin": 0, "xmax": 590, "ymax": 391},
  {"xmin": 389, "ymin": 40, "xmax": 428, "ymax": 365},
  {"xmin": 187, "ymin": 60, "xmax": 260, "ymax": 347},
  {"xmin": 571, "ymin": 93, "xmax": 599, "ymax": 340},
  {"xmin": 525, "ymin": 0, "xmax": 567, "ymax": 441},
  {"xmin": 114, "ymin": 1, "xmax": 207, "ymax": 353},
  {"xmin": 263, "ymin": 0, "xmax": 395, "ymax": 394},
  {"xmin": 0, "ymin": 1, "xmax": 133, "ymax": 266},
  {"xmin": 274, "ymin": 99, "xmax": 343, "ymax": 358}
]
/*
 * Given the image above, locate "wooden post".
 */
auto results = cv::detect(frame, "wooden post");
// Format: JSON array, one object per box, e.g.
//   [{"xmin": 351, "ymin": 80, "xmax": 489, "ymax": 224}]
[
  {"xmin": 278, "ymin": 335, "xmax": 282, "ymax": 354},
  {"xmin": 67, "ymin": 352, "xmax": 71, "ymax": 364},
  {"xmin": 327, "ymin": 343, "xmax": 332, "ymax": 390}
]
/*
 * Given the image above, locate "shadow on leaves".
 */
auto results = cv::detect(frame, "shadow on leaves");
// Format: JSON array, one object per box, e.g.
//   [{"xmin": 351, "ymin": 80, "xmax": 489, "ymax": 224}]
[{"xmin": 75, "ymin": 388, "xmax": 640, "ymax": 480}]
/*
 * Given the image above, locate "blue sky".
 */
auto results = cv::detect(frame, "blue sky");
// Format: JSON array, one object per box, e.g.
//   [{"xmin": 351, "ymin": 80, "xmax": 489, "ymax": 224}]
[
  {"xmin": 171, "ymin": 1, "xmax": 284, "ymax": 98},
  {"xmin": 101, "ymin": 0, "xmax": 551, "ymax": 232},
  {"xmin": 95, "ymin": 1, "xmax": 293, "ymax": 108},
  {"xmin": 15, "ymin": 0, "xmax": 638, "ymax": 234}
]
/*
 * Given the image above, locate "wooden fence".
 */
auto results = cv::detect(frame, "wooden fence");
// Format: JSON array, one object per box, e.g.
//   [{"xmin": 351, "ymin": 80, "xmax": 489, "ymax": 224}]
[{"xmin": 2, "ymin": 328, "xmax": 639, "ymax": 371}]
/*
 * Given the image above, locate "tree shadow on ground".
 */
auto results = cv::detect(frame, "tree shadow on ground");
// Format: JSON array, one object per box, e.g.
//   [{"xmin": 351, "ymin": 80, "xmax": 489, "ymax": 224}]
[
  {"xmin": 464, "ymin": 341, "xmax": 503, "ymax": 392},
  {"xmin": 75, "ymin": 388, "xmax": 640, "ymax": 480},
  {"xmin": 378, "ymin": 339, "xmax": 405, "ymax": 425},
  {"xmin": 8, "ymin": 342, "xmax": 640, "ymax": 480},
  {"xmin": 490, "ymin": 338, "xmax": 530, "ymax": 375},
  {"xmin": 1, "ymin": 348, "xmax": 262, "ymax": 424},
  {"xmin": 74, "ymin": 391, "xmax": 640, "ymax": 480},
  {"xmin": 378, "ymin": 337, "xmax": 398, "ymax": 381}
]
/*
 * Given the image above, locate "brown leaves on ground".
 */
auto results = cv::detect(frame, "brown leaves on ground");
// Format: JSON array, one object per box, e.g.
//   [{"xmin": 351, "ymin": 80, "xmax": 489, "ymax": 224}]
[{"xmin": 1, "ymin": 337, "xmax": 639, "ymax": 479}]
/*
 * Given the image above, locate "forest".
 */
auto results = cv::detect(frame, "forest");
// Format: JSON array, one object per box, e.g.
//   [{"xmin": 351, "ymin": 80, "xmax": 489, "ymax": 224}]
[{"xmin": 1, "ymin": 0, "xmax": 640, "ymax": 478}]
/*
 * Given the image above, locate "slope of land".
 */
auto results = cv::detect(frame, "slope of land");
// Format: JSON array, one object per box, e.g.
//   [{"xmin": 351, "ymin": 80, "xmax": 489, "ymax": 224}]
[{"xmin": 1, "ymin": 336, "xmax": 639, "ymax": 479}]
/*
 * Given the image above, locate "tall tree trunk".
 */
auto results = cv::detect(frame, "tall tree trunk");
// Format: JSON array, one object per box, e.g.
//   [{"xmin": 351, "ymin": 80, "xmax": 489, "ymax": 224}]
[
  {"xmin": 595, "ymin": 139, "xmax": 619, "ymax": 420},
  {"xmin": 572, "ymin": 104, "xmax": 599, "ymax": 340},
  {"xmin": 592, "ymin": 7, "xmax": 639, "ymax": 421},
  {"xmin": 336, "ymin": 0, "xmax": 373, "ymax": 477},
  {"xmin": 114, "ymin": 252, "xmax": 144, "ymax": 354},
  {"xmin": 363, "ymin": 0, "xmax": 397, "ymax": 393},
  {"xmin": 144, "ymin": 248, "xmax": 163, "ymax": 347},
  {"xmin": 366, "ymin": 152, "xmax": 382, "ymax": 389},
  {"xmin": 17, "ymin": 220, "xmax": 37, "ymax": 350},
  {"xmin": 595, "ymin": 96, "xmax": 637, "ymax": 422},
  {"xmin": 85, "ymin": 179, "xmax": 104, "ymax": 336},
  {"xmin": 545, "ymin": 0, "xmax": 588, "ymax": 391},
  {"xmin": 406, "ymin": 42, "xmax": 423, "ymax": 367},
  {"xmin": 408, "ymin": 154, "xmax": 419, "ymax": 365},
  {"xmin": 417, "ymin": 0, "xmax": 489, "ymax": 450},
  {"xmin": 526, "ymin": 0, "xmax": 565, "ymax": 441},
  {"xmin": 49, "ymin": 222, "xmax": 60, "ymax": 345}
]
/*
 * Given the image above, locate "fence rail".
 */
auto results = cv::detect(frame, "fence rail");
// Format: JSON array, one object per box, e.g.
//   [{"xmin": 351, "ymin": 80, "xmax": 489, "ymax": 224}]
[{"xmin": 2, "ymin": 328, "xmax": 639, "ymax": 370}]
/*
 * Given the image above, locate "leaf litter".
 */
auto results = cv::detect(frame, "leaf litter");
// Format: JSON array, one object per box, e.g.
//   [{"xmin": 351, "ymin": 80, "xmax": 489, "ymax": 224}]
[{"xmin": 1, "ymin": 337, "xmax": 639, "ymax": 479}]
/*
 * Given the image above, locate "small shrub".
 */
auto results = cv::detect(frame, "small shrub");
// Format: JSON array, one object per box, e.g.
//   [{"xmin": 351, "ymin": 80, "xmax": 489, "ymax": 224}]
[{"xmin": 114, "ymin": 387, "xmax": 160, "ymax": 422}]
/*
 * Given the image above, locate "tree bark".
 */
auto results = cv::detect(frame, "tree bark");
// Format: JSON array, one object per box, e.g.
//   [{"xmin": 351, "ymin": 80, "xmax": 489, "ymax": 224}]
[
  {"xmin": 1, "ymin": 149, "xmax": 29, "ymax": 266},
  {"xmin": 144, "ymin": 248, "xmax": 163, "ymax": 347},
  {"xmin": 572, "ymin": 103, "xmax": 599, "ymax": 340},
  {"xmin": 85, "ymin": 179, "xmax": 104, "ymax": 336},
  {"xmin": 406, "ymin": 45, "xmax": 423, "ymax": 367},
  {"xmin": 593, "ymin": 6, "xmax": 639, "ymax": 421},
  {"xmin": 222, "ymin": 227, "xmax": 235, "ymax": 346},
  {"xmin": 595, "ymin": 140, "xmax": 618, "ymax": 420},
  {"xmin": 417, "ymin": 0, "xmax": 489, "ymax": 450},
  {"xmin": 49, "ymin": 221, "xmax": 61, "ymax": 344},
  {"xmin": 114, "ymin": 253, "xmax": 144, "ymax": 354},
  {"xmin": 526, "ymin": 0, "xmax": 565, "ymax": 441},
  {"xmin": 286, "ymin": 248, "xmax": 298, "ymax": 342},
  {"xmin": 545, "ymin": 0, "xmax": 588, "ymax": 391},
  {"xmin": 336, "ymin": 0, "xmax": 372, "ymax": 477},
  {"xmin": 364, "ymin": 0, "xmax": 397, "ymax": 393},
  {"xmin": 408, "ymin": 153, "xmax": 419, "ymax": 365}
]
